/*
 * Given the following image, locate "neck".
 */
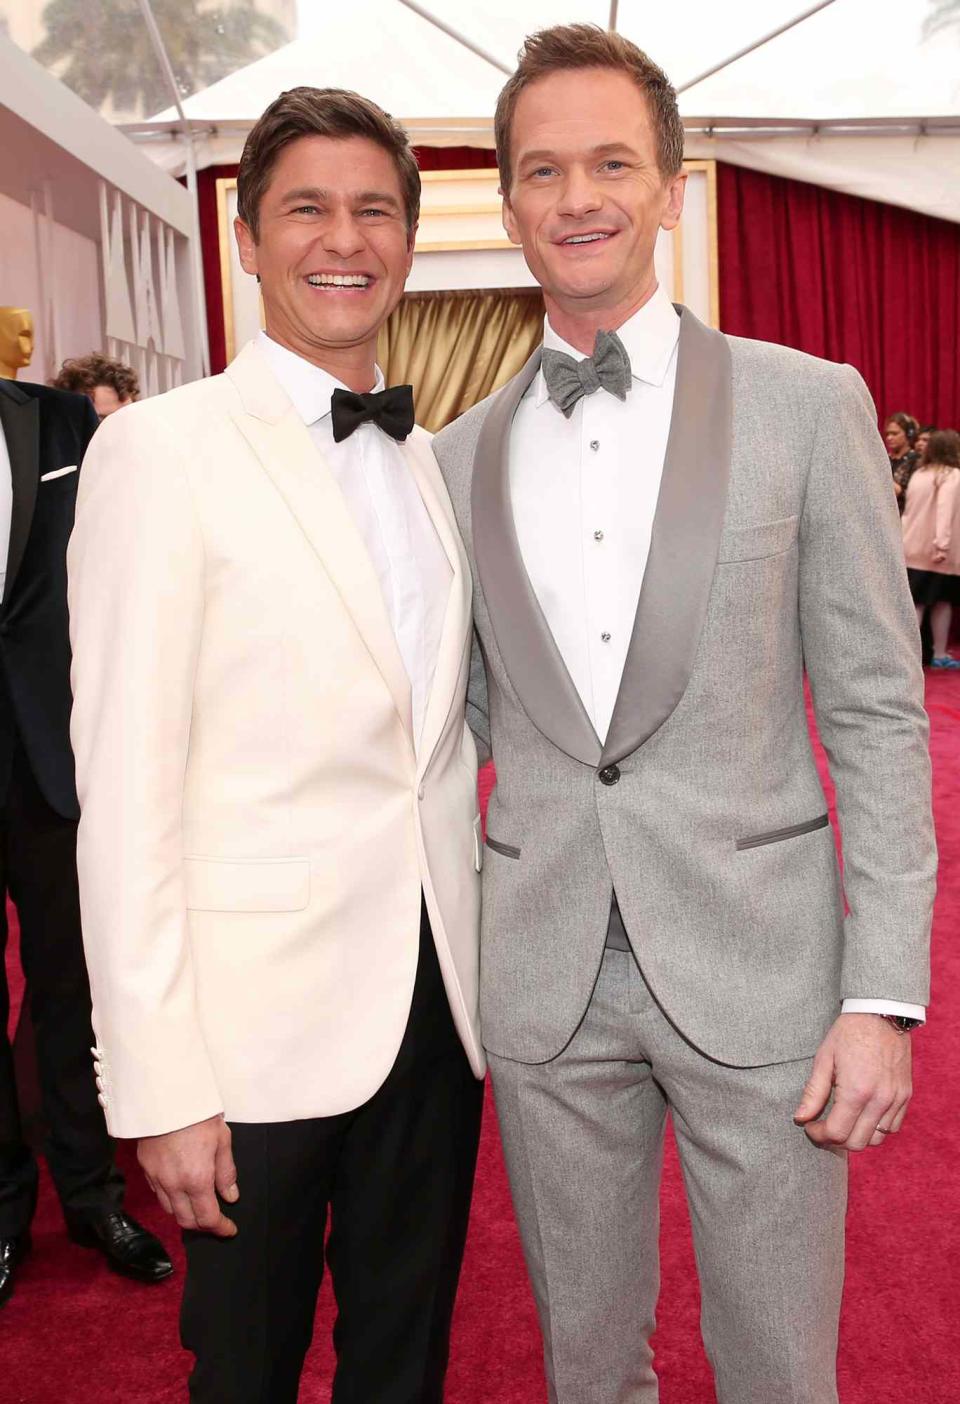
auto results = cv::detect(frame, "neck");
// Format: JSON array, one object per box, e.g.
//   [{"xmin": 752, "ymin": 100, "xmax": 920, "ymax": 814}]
[
  {"xmin": 264, "ymin": 324, "xmax": 378, "ymax": 393},
  {"xmin": 544, "ymin": 271, "xmax": 660, "ymax": 355},
  {"xmin": 0, "ymin": 361, "xmax": 19, "ymax": 381}
]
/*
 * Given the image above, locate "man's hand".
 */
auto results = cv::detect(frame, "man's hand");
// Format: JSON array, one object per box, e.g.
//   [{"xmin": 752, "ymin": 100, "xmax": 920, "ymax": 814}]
[
  {"xmin": 138, "ymin": 1114, "xmax": 239, "ymax": 1236},
  {"xmin": 793, "ymin": 1014, "xmax": 912, "ymax": 1153}
]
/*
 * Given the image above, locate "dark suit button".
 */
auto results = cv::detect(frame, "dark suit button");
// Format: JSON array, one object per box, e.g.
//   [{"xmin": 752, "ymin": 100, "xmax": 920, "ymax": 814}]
[{"xmin": 598, "ymin": 764, "xmax": 620, "ymax": 786}]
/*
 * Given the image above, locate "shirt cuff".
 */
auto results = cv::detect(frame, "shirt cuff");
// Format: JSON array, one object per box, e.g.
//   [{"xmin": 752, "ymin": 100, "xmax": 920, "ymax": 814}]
[{"xmin": 841, "ymin": 998, "xmax": 926, "ymax": 1023}]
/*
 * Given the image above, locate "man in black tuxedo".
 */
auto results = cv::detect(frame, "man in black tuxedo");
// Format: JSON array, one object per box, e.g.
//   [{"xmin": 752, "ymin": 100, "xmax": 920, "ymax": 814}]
[{"xmin": 0, "ymin": 377, "xmax": 171, "ymax": 1305}]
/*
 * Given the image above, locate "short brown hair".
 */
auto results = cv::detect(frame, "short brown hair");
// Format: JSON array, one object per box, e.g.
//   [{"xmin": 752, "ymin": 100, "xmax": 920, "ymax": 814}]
[
  {"xmin": 495, "ymin": 24, "xmax": 684, "ymax": 195},
  {"xmin": 237, "ymin": 87, "xmax": 421, "ymax": 240},
  {"xmin": 53, "ymin": 353, "xmax": 139, "ymax": 401},
  {"xmin": 922, "ymin": 428, "xmax": 960, "ymax": 468}
]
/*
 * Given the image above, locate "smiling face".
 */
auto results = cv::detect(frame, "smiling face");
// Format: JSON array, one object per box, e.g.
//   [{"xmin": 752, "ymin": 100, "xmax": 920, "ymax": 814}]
[
  {"xmin": 502, "ymin": 68, "xmax": 685, "ymax": 340},
  {"xmin": 235, "ymin": 134, "xmax": 415, "ymax": 382}
]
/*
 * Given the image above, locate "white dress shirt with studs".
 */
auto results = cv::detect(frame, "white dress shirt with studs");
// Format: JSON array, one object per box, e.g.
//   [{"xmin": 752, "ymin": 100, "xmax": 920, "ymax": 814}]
[
  {"xmin": 258, "ymin": 331, "xmax": 451, "ymax": 753},
  {"xmin": 507, "ymin": 283, "xmax": 923, "ymax": 1024}
]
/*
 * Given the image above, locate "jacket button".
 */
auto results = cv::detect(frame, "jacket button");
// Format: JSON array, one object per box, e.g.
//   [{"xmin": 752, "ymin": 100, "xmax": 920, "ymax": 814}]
[{"xmin": 598, "ymin": 764, "xmax": 620, "ymax": 786}]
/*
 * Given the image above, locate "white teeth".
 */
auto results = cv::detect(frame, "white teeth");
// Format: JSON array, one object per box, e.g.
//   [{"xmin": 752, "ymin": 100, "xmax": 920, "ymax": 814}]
[
  {"xmin": 307, "ymin": 274, "xmax": 371, "ymax": 287},
  {"xmin": 565, "ymin": 233, "xmax": 608, "ymax": 244}
]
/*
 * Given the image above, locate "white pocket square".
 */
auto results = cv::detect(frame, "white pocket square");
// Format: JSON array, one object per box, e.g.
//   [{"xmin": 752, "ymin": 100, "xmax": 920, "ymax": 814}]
[{"xmin": 40, "ymin": 464, "xmax": 78, "ymax": 482}]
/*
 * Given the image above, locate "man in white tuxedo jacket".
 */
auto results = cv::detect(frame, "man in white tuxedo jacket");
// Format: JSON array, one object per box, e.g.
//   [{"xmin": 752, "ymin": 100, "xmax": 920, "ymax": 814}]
[{"xmin": 68, "ymin": 88, "xmax": 484, "ymax": 1402}]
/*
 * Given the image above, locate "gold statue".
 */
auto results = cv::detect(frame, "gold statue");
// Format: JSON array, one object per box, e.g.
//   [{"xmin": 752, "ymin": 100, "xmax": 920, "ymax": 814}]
[{"xmin": 0, "ymin": 308, "xmax": 35, "ymax": 380}]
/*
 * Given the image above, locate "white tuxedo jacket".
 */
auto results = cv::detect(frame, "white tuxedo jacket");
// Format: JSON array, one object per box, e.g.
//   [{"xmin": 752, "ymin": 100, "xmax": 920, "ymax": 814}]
[{"xmin": 68, "ymin": 340, "xmax": 484, "ymax": 1139}]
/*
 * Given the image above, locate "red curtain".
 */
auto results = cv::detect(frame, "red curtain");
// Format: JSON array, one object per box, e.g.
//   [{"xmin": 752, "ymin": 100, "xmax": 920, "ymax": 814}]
[
  {"xmin": 196, "ymin": 148, "xmax": 498, "ymax": 374},
  {"xmin": 717, "ymin": 162, "xmax": 960, "ymax": 430}
]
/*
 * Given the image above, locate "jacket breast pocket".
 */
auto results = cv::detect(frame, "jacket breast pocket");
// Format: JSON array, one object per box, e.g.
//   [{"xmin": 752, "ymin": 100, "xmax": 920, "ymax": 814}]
[
  {"xmin": 716, "ymin": 515, "xmax": 799, "ymax": 564},
  {"xmin": 184, "ymin": 857, "xmax": 311, "ymax": 912}
]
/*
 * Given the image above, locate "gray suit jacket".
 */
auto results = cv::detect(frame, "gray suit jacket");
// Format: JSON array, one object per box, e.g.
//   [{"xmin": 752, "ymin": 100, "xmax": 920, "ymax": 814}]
[{"xmin": 433, "ymin": 307, "xmax": 936, "ymax": 1069}]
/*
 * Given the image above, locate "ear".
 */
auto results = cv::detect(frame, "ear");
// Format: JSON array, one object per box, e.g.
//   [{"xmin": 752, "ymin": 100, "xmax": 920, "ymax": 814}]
[
  {"xmin": 405, "ymin": 220, "xmax": 418, "ymax": 275},
  {"xmin": 659, "ymin": 170, "xmax": 687, "ymax": 234},
  {"xmin": 501, "ymin": 191, "xmax": 523, "ymax": 248},
  {"xmin": 234, "ymin": 216, "xmax": 259, "ymax": 277}
]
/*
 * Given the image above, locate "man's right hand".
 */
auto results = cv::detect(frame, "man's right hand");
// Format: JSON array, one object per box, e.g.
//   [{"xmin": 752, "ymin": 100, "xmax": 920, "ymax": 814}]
[{"xmin": 137, "ymin": 1114, "xmax": 239, "ymax": 1237}]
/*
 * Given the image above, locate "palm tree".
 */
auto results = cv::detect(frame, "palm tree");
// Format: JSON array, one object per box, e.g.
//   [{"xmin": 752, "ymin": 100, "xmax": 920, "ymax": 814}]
[
  {"xmin": 924, "ymin": 0, "xmax": 960, "ymax": 38},
  {"xmin": 32, "ymin": 0, "xmax": 289, "ymax": 119}
]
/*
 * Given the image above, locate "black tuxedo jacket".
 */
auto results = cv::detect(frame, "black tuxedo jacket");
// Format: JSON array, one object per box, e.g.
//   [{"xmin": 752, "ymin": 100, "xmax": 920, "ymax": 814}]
[{"xmin": 0, "ymin": 379, "xmax": 99, "ymax": 820}]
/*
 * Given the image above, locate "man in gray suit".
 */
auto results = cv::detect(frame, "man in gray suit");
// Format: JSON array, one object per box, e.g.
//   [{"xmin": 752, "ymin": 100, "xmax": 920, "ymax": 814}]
[{"xmin": 434, "ymin": 24, "xmax": 935, "ymax": 1404}]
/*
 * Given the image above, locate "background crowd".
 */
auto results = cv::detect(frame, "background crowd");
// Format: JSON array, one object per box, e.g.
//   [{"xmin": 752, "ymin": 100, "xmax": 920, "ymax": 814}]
[{"xmin": 886, "ymin": 411, "xmax": 960, "ymax": 668}]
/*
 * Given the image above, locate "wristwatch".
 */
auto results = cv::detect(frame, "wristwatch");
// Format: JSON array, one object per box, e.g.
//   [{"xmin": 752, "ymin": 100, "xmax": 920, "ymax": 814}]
[{"xmin": 881, "ymin": 1015, "xmax": 922, "ymax": 1033}]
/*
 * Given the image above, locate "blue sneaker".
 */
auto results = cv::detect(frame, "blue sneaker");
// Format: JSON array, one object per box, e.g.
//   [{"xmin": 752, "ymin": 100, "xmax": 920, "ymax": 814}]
[{"xmin": 931, "ymin": 655, "xmax": 960, "ymax": 669}]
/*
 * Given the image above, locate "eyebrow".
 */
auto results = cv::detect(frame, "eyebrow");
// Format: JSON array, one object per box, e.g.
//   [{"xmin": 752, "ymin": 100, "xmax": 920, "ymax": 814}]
[
  {"xmin": 518, "ymin": 142, "xmax": 639, "ymax": 166},
  {"xmin": 278, "ymin": 186, "xmax": 402, "ymax": 209}
]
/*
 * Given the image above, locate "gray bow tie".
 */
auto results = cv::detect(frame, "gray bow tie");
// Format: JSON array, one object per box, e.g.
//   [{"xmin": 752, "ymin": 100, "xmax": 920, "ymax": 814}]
[{"xmin": 541, "ymin": 330, "xmax": 632, "ymax": 418}]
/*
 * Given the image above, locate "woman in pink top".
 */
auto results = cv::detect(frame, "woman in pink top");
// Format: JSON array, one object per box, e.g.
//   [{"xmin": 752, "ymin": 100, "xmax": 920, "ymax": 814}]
[{"xmin": 902, "ymin": 428, "xmax": 960, "ymax": 669}]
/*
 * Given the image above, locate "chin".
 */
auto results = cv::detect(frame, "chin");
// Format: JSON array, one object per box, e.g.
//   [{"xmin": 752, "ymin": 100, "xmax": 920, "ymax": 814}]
[{"xmin": 542, "ymin": 261, "xmax": 617, "ymax": 301}]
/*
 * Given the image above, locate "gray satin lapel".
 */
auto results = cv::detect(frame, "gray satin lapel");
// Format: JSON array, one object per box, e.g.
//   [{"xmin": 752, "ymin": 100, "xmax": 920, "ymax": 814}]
[
  {"xmin": 472, "ymin": 349, "xmax": 602, "ymax": 768},
  {"xmin": 601, "ymin": 308, "xmax": 733, "ymax": 768}
]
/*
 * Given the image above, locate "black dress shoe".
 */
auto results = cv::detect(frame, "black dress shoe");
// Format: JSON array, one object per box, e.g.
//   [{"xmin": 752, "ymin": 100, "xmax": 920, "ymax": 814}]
[
  {"xmin": 66, "ymin": 1211, "xmax": 174, "ymax": 1283},
  {"xmin": 0, "ymin": 1233, "xmax": 31, "ymax": 1308}
]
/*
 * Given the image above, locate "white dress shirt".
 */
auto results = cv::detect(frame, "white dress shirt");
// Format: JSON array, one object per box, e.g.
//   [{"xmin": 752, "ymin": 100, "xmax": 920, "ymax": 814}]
[
  {"xmin": 508, "ymin": 287, "xmax": 923, "ymax": 1023},
  {"xmin": 0, "ymin": 418, "xmax": 13, "ymax": 601},
  {"xmin": 511, "ymin": 282, "xmax": 679, "ymax": 744},
  {"xmin": 258, "ymin": 332, "xmax": 451, "ymax": 752}
]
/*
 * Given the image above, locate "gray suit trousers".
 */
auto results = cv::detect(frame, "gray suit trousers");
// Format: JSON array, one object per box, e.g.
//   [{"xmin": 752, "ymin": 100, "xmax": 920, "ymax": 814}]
[{"xmin": 489, "ymin": 948, "xmax": 848, "ymax": 1404}]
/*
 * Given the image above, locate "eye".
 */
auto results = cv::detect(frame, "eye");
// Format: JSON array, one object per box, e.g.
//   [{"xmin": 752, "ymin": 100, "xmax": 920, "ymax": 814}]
[
  {"xmin": 602, "ymin": 160, "xmax": 626, "ymax": 172},
  {"xmin": 527, "ymin": 166, "xmax": 557, "ymax": 179},
  {"xmin": 291, "ymin": 204, "xmax": 320, "ymax": 216},
  {"xmin": 360, "ymin": 207, "xmax": 389, "ymax": 218}
]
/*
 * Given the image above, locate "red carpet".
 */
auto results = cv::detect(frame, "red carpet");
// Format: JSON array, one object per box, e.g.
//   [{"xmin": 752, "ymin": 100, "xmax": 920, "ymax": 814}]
[{"xmin": 4, "ymin": 676, "xmax": 959, "ymax": 1402}]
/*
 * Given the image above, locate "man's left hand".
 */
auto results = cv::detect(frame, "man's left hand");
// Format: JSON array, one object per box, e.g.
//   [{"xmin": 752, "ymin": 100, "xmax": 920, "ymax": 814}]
[{"xmin": 793, "ymin": 1013, "xmax": 912, "ymax": 1152}]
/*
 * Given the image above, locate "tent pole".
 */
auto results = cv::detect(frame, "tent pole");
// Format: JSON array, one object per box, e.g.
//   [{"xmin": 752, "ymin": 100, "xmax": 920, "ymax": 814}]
[
  {"xmin": 678, "ymin": 0, "xmax": 836, "ymax": 94},
  {"xmin": 136, "ymin": 0, "xmax": 210, "ymax": 377},
  {"xmin": 396, "ymin": 1, "xmax": 512, "ymax": 75}
]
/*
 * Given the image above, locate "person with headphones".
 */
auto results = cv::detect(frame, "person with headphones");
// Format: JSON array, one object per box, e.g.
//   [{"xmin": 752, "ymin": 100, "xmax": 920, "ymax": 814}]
[{"xmin": 886, "ymin": 411, "xmax": 920, "ymax": 513}]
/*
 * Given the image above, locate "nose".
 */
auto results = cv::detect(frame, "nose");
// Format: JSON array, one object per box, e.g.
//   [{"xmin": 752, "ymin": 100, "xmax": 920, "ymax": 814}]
[
  {"xmin": 320, "ymin": 205, "xmax": 366, "ymax": 260},
  {"xmin": 556, "ymin": 167, "xmax": 603, "ymax": 222}
]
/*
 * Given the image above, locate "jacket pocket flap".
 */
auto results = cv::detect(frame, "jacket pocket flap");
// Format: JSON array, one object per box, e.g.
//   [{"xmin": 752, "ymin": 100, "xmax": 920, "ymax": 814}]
[
  {"xmin": 184, "ymin": 857, "xmax": 310, "ymax": 912},
  {"xmin": 485, "ymin": 836, "xmax": 521, "ymax": 860},
  {"xmin": 736, "ymin": 813, "xmax": 829, "ymax": 851},
  {"xmin": 717, "ymin": 515, "xmax": 799, "ymax": 563}
]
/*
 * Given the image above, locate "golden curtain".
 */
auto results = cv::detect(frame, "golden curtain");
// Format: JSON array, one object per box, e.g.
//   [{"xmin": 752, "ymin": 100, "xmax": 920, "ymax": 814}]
[{"xmin": 378, "ymin": 288, "xmax": 544, "ymax": 433}]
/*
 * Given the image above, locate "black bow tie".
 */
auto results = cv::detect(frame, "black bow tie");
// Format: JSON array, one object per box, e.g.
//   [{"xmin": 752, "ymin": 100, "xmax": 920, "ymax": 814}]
[{"xmin": 330, "ymin": 384, "xmax": 415, "ymax": 444}]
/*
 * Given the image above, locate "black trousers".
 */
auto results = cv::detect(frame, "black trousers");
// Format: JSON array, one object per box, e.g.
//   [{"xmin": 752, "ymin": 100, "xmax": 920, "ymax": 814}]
[
  {"xmin": 181, "ymin": 901, "xmax": 484, "ymax": 1403},
  {"xmin": 0, "ymin": 743, "xmax": 123, "ymax": 1236}
]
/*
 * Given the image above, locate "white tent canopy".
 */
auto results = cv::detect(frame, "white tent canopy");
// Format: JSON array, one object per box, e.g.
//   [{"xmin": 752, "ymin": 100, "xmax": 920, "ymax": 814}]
[
  {"xmin": 130, "ymin": 0, "xmax": 960, "ymax": 224},
  {"xmin": 0, "ymin": 35, "xmax": 206, "ymax": 386}
]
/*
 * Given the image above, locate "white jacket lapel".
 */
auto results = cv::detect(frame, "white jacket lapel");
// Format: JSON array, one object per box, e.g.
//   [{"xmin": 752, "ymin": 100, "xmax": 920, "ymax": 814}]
[
  {"xmin": 402, "ymin": 432, "xmax": 472, "ymax": 777},
  {"xmin": 225, "ymin": 342, "xmax": 414, "ymax": 747}
]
